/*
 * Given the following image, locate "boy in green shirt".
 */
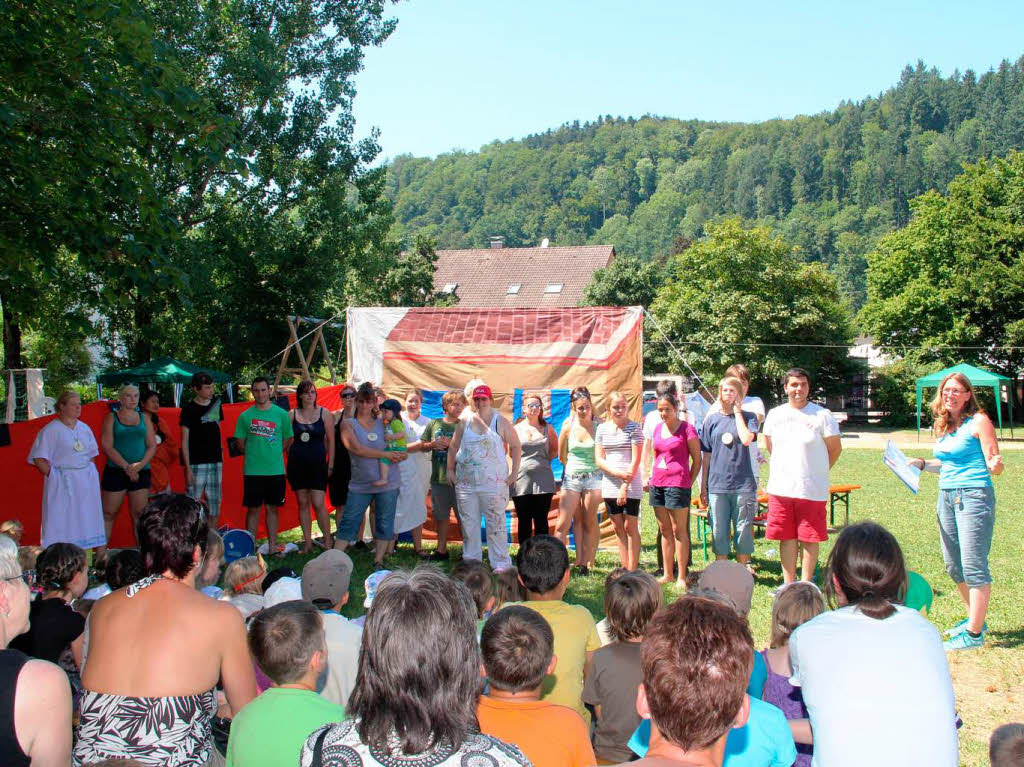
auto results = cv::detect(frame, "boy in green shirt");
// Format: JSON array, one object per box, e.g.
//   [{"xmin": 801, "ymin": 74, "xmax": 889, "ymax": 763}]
[
  {"xmin": 226, "ymin": 601, "xmax": 345, "ymax": 767},
  {"xmin": 233, "ymin": 376, "xmax": 293, "ymax": 556}
]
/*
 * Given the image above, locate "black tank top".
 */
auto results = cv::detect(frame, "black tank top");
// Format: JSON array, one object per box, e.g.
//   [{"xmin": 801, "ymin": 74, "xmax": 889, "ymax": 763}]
[
  {"xmin": 289, "ymin": 408, "xmax": 327, "ymax": 463},
  {"xmin": 0, "ymin": 649, "xmax": 32, "ymax": 767}
]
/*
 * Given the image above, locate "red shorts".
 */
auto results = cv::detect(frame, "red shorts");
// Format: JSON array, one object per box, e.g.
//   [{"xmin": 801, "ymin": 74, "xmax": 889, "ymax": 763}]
[{"xmin": 766, "ymin": 495, "xmax": 828, "ymax": 543}]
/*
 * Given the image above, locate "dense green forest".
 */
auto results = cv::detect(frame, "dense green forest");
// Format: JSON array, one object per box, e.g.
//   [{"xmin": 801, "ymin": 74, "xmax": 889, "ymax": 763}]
[{"xmin": 386, "ymin": 57, "xmax": 1024, "ymax": 309}]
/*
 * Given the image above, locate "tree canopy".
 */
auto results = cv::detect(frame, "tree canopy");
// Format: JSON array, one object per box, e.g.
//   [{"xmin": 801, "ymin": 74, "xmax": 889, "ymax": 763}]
[
  {"xmin": 386, "ymin": 58, "xmax": 1024, "ymax": 312},
  {"xmin": 1, "ymin": 0, "xmax": 412, "ymax": 379},
  {"xmin": 859, "ymin": 151, "xmax": 1024, "ymax": 377},
  {"xmin": 648, "ymin": 219, "xmax": 856, "ymax": 399}
]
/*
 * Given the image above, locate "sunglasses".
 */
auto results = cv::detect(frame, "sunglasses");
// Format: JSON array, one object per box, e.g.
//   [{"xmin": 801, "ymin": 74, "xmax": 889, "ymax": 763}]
[
  {"xmin": 4, "ymin": 571, "xmax": 33, "ymax": 585},
  {"xmin": 341, "ymin": 392, "xmax": 356, "ymax": 399}
]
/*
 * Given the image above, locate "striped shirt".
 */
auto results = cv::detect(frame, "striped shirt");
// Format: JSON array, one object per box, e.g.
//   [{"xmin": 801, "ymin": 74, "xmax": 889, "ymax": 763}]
[{"xmin": 595, "ymin": 420, "xmax": 644, "ymax": 498}]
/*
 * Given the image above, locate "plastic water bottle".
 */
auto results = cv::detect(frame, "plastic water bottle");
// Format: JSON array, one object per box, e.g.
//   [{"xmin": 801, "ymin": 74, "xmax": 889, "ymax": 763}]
[{"xmin": 765, "ymin": 548, "xmax": 778, "ymax": 560}]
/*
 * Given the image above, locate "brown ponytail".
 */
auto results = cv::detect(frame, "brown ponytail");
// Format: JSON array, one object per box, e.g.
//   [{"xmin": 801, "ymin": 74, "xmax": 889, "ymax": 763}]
[{"xmin": 824, "ymin": 522, "xmax": 907, "ymax": 620}]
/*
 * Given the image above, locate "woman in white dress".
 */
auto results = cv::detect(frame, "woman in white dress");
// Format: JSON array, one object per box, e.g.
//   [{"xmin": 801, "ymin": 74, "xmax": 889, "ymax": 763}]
[
  {"xmin": 392, "ymin": 389, "xmax": 433, "ymax": 555},
  {"xmin": 27, "ymin": 391, "xmax": 105, "ymax": 550}
]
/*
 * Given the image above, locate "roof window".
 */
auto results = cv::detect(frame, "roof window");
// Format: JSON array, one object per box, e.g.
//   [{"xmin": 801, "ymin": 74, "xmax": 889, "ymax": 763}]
[
  {"xmin": 545, "ymin": 283, "xmax": 564, "ymax": 294},
  {"xmin": 442, "ymin": 283, "xmax": 458, "ymax": 294},
  {"xmin": 506, "ymin": 284, "xmax": 521, "ymax": 295}
]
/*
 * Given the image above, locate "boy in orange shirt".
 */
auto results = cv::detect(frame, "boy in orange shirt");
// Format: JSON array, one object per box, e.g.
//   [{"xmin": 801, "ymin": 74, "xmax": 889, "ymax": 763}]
[{"xmin": 478, "ymin": 605, "xmax": 596, "ymax": 767}]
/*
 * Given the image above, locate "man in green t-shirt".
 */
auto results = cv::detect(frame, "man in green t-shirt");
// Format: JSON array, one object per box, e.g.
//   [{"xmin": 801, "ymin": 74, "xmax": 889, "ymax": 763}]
[
  {"xmin": 421, "ymin": 390, "xmax": 465, "ymax": 560},
  {"xmin": 233, "ymin": 376, "xmax": 293, "ymax": 555},
  {"xmin": 226, "ymin": 601, "xmax": 345, "ymax": 767}
]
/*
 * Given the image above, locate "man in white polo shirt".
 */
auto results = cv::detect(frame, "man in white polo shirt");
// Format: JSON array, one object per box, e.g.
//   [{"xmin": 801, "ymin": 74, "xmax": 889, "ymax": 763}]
[{"xmin": 762, "ymin": 367, "xmax": 842, "ymax": 583}]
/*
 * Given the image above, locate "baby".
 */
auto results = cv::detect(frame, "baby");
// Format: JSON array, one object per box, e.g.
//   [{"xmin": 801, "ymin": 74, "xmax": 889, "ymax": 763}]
[{"xmin": 373, "ymin": 398, "xmax": 407, "ymax": 487}]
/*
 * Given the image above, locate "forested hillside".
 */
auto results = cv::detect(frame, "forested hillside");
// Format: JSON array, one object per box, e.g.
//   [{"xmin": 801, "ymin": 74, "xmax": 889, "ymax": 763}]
[{"xmin": 386, "ymin": 58, "xmax": 1024, "ymax": 309}]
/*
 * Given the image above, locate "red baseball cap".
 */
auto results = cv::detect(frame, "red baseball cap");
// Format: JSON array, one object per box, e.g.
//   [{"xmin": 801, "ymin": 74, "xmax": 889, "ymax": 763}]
[{"xmin": 472, "ymin": 385, "xmax": 493, "ymax": 400}]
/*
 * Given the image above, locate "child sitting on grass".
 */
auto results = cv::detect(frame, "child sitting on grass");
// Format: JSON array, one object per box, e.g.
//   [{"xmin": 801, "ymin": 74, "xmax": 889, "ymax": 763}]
[
  {"xmin": 761, "ymin": 581, "xmax": 825, "ymax": 767},
  {"xmin": 372, "ymin": 398, "xmax": 406, "ymax": 487},
  {"xmin": 196, "ymin": 529, "xmax": 225, "ymax": 597},
  {"xmin": 0, "ymin": 519, "xmax": 23, "ymax": 544},
  {"xmin": 583, "ymin": 571, "xmax": 662, "ymax": 764},
  {"xmin": 478, "ymin": 606, "xmax": 596, "ymax": 767},
  {"xmin": 495, "ymin": 566, "xmax": 524, "ymax": 608},
  {"xmin": 508, "ymin": 534, "xmax": 601, "ymax": 723},
  {"xmin": 451, "ymin": 559, "xmax": 496, "ymax": 634},
  {"xmin": 595, "ymin": 567, "xmax": 629, "ymax": 645},
  {"xmin": 226, "ymin": 601, "xmax": 345, "ymax": 767},
  {"xmin": 629, "ymin": 564, "xmax": 798, "ymax": 767},
  {"xmin": 990, "ymin": 723, "xmax": 1024, "ymax": 767}
]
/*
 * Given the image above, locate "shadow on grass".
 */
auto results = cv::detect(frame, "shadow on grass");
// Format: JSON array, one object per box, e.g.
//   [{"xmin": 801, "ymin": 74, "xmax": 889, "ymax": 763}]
[{"xmin": 988, "ymin": 626, "xmax": 1024, "ymax": 649}]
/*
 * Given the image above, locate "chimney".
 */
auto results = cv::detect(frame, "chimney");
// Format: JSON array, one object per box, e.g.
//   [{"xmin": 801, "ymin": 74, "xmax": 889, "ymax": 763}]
[{"xmin": 489, "ymin": 236, "xmax": 505, "ymax": 249}]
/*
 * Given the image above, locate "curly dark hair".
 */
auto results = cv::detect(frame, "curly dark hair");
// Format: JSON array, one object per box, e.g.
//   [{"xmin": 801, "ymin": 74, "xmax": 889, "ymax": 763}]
[
  {"xmin": 137, "ymin": 494, "xmax": 209, "ymax": 578},
  {"xmin": 37, "ymin": 542, "xmax": 87, "ymax": 592}
]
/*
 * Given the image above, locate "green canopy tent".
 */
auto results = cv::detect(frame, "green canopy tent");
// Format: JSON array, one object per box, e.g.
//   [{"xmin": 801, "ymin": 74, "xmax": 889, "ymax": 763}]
[
  {"xmin": 915, "ymin": 363, "xmax": 1014, "ymax": 438},
  {"xmin": 97, "ymin": 356, "xmax": 233, "ymax": 406}
]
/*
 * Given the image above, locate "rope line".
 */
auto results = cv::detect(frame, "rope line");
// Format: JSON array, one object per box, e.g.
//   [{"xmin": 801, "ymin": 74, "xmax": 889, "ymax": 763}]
[{"xmin": 642, "ymin": 308, "xmax": 716, "ymax": 401}]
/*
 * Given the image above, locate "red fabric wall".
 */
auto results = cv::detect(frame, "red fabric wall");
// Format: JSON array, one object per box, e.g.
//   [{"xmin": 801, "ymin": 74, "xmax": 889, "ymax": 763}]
[{"xmin": 6, "ymin": 385, "xmax": 347, "ymax": 547}]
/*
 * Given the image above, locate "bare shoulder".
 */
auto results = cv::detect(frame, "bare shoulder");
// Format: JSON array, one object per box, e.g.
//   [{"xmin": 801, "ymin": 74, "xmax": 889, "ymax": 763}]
[
  {"xmin": 971, "ymin": 411, "xmax": 996, "ymax": 434},
  {"xmin": 21, "ymin": 658, "xmax": 70, "ymax": 693},
  {"xmin": 204, "ymin": 594, "xmax": 246, "ymax": 624}
]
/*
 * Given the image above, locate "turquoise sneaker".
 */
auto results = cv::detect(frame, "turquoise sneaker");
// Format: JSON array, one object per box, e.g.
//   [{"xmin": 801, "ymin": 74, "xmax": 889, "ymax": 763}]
[
  {"xmin": 944, "ymin": 618, "xmax": 988, "ymax": 637},
  {"xmin": 944, "ymin": 630, "xmax": 985, "ymax": 651}
]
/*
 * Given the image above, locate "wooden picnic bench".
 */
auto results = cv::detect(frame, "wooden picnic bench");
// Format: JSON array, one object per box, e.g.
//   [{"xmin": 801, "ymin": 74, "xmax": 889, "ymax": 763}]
[{"xmin": 755, "ymin": 484, "xmax": 863, "ymax": 528}]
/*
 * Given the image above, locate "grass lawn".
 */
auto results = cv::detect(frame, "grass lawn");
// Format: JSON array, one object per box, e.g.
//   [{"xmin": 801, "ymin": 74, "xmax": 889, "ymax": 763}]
[{"xmin": 272, "ymin": 445, "xmax": 1022, "ymax": 767}]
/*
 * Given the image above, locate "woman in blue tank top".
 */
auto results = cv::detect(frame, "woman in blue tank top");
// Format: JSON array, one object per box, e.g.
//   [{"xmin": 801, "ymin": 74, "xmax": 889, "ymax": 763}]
[{"xmin": 910, "ymin": 372, "xmax": 1004, "ymax": 651}]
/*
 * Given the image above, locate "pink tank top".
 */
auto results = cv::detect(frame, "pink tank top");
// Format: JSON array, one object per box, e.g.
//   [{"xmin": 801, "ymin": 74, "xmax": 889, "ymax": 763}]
[{"xmin": 651, "ymin": 420, "xmax": 698, "ymax": 488}]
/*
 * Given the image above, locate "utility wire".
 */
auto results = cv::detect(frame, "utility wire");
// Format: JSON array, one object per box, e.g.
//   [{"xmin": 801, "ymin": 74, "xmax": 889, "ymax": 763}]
[
  {"xmin": 643, "ymin": 338, "xmax": 1024, "ymax": 351},
  {"xmin": 642, "ymin": 308, "xmax": 717, "ymax": 401}
]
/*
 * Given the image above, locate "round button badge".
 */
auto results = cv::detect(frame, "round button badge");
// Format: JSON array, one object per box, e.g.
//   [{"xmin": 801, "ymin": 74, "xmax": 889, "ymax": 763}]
[
  {"xmin": 721, "ymin": 432, "xmax": 734, "ymax": 446},
  {"xmin": 300, "ymin": 432, "xmax": 311, "ymax": 443}
]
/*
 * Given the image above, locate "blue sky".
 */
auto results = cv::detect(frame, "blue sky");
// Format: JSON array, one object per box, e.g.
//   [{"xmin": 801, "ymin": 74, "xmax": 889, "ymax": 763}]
[{"xmin": 352, "ymin": 1, "xmax": 1024, "ymax": 161}]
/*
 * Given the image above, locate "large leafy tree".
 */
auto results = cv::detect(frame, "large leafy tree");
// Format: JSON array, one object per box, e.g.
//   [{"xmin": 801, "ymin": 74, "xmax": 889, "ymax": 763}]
[
  {"xmin": 649, "ymin": 218, "xmax": 856, "ymax": 400},
  {"xmin": 580, "ymin": 255, "xmax": 661, "ymax": 309},
  {"xmin": 859, "ymin": 151, "xmax": 1024, "ymax": 377},
  {"xmin": 0, "ymin": 0, "xmax": 203, "ymax": 366},
  {"xmin": 1, "ymin": 0, "xmax": 399, "ymax": 372}
]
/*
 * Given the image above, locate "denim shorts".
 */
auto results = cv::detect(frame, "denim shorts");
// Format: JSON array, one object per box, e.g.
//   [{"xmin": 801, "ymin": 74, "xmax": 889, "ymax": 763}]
[
  {"xmin": 649, "ymin": 485, "xmax": 691, "ymax": 510},
  {"xmin": 562, "ymin": 470, "xmax": 602, "ymax": 493},
  {"xmin": 936, "ymin": 485, "xmax": 995, "ymax": 587},
  {"xmin": 338, "ymin": 488, "xmax": 399, "ymax": 542}
]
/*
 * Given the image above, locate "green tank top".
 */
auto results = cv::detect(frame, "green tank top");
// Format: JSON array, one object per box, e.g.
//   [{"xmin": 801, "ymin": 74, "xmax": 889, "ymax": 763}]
[
  {"xmin": 113, "ymin": 410, "xmax": 149, "ymax": 468},
  {"xmin": 565, "ymin": 426, "xmax": 598, "ymax": 474}
]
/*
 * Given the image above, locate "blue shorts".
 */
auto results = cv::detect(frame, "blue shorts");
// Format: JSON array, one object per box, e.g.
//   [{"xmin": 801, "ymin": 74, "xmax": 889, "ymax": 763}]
[
  {"xmin": 337, "ymin": 488, "xmax": 400, "ymax": 542},
  {"xmin": 649, "ymin": 485, "xmax": 691, "ymax": 510},
  {"xmin": 562, "ymin": 470, "xmax": 602, "ymax": 493}
]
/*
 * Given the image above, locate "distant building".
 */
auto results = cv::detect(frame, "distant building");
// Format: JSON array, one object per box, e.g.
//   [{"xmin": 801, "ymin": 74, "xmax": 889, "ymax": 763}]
[
  {"xmin": 826, "ymin": 337, "xmax": 890, "ymax": 420},
  {"xmin": 431, "ymin": 241, "xmax": 615, "ymax": 307}
]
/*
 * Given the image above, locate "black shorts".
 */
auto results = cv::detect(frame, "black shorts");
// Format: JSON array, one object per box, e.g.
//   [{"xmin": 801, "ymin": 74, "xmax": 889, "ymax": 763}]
[
  {"xmin": 101, "ymin": 465, "xmax": 151, "ymax": 493},
  {"xmin": 649, "ymin": 485, "xmax": 691, "ymax": 510},
  {"xmin": 243, "ymin": 474, "xmax": 287, "ymax": 508},
  {"xmin": 604, "ymin": 497, "xmax": 641, "ymax": 517},
  {"xmin": 287, "ymin": 459, "xmax": 328, "ymax": 492}
]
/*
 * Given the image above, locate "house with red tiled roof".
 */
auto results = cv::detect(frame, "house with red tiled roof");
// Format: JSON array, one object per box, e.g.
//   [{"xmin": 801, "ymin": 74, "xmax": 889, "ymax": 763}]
[{"xmin": 431, "ymin": 241, "xmax": 615, "ymax": 307}]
